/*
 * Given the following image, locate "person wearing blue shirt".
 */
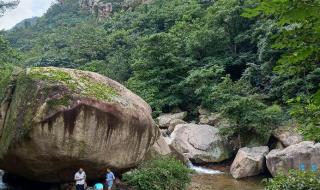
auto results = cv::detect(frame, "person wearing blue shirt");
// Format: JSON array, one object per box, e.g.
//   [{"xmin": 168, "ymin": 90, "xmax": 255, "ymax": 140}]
[
  {"xmin": 106, "ymin": 168, "xmax": 115, "ymax": 190},
  {"xmin": 94, "ymin": 183, "xmax": 104, "ymax": 190}
]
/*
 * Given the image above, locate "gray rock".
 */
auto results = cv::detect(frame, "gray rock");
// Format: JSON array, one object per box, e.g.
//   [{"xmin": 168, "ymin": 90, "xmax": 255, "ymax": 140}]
[
  {"xmin": 170, "ymin": 124, "xmax": 235, "ymax": 163},
  {"xmin": 230, "ymin": 146, "xmax": 269, "ymax": 179},
  {"xmin": 168, "ymin": 119, "xmax": 186, "ymax": 134},
  {"xmin": 266, "ymin": 141, "xmax": 320, "ymax": 176},
  {"xmin": 156, "ymin": 112, "xmax": 187, "ymax": 128},
  {"xmin": 273, "ymin": 128, "xmax": 303, "ymax": 147}
]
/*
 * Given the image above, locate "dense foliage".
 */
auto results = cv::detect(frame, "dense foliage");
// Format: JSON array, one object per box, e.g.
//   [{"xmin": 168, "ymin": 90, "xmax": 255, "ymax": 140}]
[
  {"xmin": 2, "ymin": 0, "xmax": 320, "ymax": 142},
  {"xmin": 264, "ymin": 170, "xmax": 320, "ymax": 190},
  {"xmin": 244, "ymin": 0, "xmax": 320, "ymax": 142},
  {"xmin": 122, "ymin": 157, "xmax": 192, "ymax": 190}
]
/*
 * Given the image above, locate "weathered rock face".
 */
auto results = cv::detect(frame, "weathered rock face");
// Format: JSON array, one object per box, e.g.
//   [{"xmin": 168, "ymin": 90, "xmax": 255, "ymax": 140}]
[
  {"xmin": 272, "ymin": 128, "xmax": 303, "ymax": 147},
  {"xmin": 0, "ymin": 67, "xmax": 158, "ymax": 183},
  {"xmin": 169, "ymin": 124, "xmax": 235, "ymax": 163},
  {"xmin": 230, "ymin": 146, "xmax": 269, "ymax": 179},
  {"xmin": 156, "ymin": 112, "xmax": 187, "ymax": 129},
  {"xmin": 266, "ymin": 141, "xmax": 320, "ymax": 177}
]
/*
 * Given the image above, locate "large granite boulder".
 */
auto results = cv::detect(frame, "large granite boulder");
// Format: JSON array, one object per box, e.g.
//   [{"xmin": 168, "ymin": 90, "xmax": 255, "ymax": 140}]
[
  {"xmin": 169, "ymin": 124, "xmax": 235, "ymax": 163},
  {"xmin": 230, "ymin": 146, "xmax": 269, "ymax": 179},
  {"xmin": 0, "ymin": 67, "xmax": 158, "ymax": 183},
  {"xmin": 266, "ymin": 141, "xmax": 320, "ymax": 176},
  {"xmin": 156, "ymin": 112, "xmax": 187, "ymax": 129}
]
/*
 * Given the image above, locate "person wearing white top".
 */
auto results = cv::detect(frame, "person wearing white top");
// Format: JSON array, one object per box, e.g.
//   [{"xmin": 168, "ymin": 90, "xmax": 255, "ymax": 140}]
[{"xmin": 74, "ymin": 168, "xmax": 86, "ymax": 190}]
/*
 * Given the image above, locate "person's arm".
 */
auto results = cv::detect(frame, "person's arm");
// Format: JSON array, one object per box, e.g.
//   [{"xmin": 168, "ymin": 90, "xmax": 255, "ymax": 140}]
[
  {"xmin": 74, "ymin": 174, "xmax": 78, "ymax": 181},
  {"xmin": 112, "ymin": 173, "xmax": 115, "ymax": 180}
]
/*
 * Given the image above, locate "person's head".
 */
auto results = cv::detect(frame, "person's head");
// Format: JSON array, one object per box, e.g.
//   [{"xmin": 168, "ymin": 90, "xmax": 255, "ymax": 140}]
[
  {"xmin": 79, "ymin": 168, "xmax": 83, "ymax": 173},
  {"xmin": 107, "ymin": 168, "xmax": 111, "ymax": 173}
]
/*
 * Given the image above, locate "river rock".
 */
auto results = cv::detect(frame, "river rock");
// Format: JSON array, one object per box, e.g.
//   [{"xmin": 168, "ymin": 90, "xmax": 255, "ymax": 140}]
[
  {"xmin": 156, "ymin": 112, "xmax": 187, "ymax": 129},
  {"xmin": 170, "ymin": 124, "xmax": 234, "ymax": 163},
  {"xmin": 266, "ymin": 141, "xmax": 320, "ymax": 176},
  {"xmin": 272, "ymin": 128, "xmax": 303, "ymax": 147},
  {"xmin": 230, "ymin": 146, "xmax": 269, "ymax": 179},
  {"xmin": 0, "ymin": 67, "xmax": 158, "ymax": 183}
]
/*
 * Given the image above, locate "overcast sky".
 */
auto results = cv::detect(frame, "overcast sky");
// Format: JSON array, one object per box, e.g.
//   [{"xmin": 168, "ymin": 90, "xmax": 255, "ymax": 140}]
[{"xmin": 0, "ymin": 0, "xmax": 55, "ymax": 30}]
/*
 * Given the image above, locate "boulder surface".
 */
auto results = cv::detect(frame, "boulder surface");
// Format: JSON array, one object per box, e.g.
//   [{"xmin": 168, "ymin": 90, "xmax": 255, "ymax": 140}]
[
  {"xmin": 0, "ymin": 67, "xmax": 158, "ymax": 182},
  {"xmin": 170, "ymin": 124, "xmax": 235, "ymax": 163},
  {"xmin": 266, "ymin": 141, "xmax": 320, "ymax": 176},
  {"xmin": 230, "ymin": 146, "xmax": 269, "ymax": 179},
  {"xmin": 272, "ymin": 128, "xmax": 303, "ymax": 147},
  {"xmin": 156, "ymin": 112, "xmax": 187, "ymax": 128}
]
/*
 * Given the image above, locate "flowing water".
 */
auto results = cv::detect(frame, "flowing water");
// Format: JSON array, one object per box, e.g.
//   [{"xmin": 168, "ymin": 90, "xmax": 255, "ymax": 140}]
[
  {"xmin": 0, "ymin": 171, "xmax": 10, "ymax": 190},
  {"xmin": 188, "ymin": 164, "xmax": 264, "ymax": 190}
]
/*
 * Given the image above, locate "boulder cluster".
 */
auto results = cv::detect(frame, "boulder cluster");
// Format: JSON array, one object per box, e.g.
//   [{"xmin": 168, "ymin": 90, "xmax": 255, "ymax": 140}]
[{"xmin": 154, "ymin": 107, "xmax": 320, "ymax": 179}]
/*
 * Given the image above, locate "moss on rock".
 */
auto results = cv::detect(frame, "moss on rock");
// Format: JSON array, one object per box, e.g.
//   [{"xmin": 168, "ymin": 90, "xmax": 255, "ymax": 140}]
[
  {"xmin": 0, "ymin": 65, "xmax": 15, "ymax": 101},
  {"xmin": 28, "ymin": 67, "xmax": 118, "ymax": 102}
]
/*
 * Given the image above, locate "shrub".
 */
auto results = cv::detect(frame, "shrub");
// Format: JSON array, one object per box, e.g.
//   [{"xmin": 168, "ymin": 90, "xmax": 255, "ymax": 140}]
[
  {"xmin": 264, "ymin": 170, "xmax": 320, "ymax": 190},
  {"xmin": 122, "ymin": 157, "xmax": 192, "ymax": 190}
]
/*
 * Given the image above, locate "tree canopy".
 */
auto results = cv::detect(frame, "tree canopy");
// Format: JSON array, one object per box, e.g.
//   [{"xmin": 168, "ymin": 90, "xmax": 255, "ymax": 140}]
[{"xmin": 2, "ymin": 0, "xmax": 320, "ymax": 142}]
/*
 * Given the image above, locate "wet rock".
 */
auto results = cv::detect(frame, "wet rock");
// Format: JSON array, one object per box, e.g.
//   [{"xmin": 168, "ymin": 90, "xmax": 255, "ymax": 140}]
[
  {"xmin": 0, "ymin": 67, "xmax": 158, "ymax": 183},
  {"xmin": 230, "ymin": 146, "xmax": 269, "ymax": 179},
  {"xmin": 266, "ymin": 141, "xmax": 320, "ymax": 176}
]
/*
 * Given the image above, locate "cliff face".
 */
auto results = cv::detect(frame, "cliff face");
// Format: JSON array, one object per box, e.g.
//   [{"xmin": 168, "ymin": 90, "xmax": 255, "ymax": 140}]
[
  {"xmin": 79, "ymin": 0, "xmax": 150, "ymax": 18},
  {"xmin": 80, "ymin": 0, "xmax": 112, "ymax": 18}
]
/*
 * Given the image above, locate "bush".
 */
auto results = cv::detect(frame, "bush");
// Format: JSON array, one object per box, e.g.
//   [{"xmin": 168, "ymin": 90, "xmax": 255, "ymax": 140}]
[
  {"xmin": 122, "ymin": 157, "xmax": 192, "ymax": 190},
  {"xmin": 264, "ymin": 170, "xmax": 320, "ymax": 190}
]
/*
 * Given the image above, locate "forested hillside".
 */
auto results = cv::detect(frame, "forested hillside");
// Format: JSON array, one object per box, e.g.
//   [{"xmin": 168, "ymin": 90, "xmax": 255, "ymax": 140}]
[{"xmin": 2, "ymin": 0, "xmax": 320, "ymax": 143}]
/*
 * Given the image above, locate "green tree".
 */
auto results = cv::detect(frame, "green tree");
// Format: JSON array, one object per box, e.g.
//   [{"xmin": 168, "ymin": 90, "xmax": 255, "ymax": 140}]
[
  {"xmin": 123, "ymin": 157, "xmax": 192, "ymax": 190},
  {"xmin": 0, "ymin": 0, "xmax": 18, "ymax": 16},
  {"xmin": 244, "ymin": 0, "xmax": 320, "ymax": 142},
  {"xmin": 211, "ymin": 77, "xmax": 282, "ymax": 147}
]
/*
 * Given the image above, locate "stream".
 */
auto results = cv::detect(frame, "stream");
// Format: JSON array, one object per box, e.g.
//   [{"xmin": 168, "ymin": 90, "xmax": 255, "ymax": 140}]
[
  {"xmin": 188, "ymin": 163, "xmax": 264, "ymax": 190},
  {"xmin": 0, "ymin": 166, "xmax": 264, "ymax": 190}
]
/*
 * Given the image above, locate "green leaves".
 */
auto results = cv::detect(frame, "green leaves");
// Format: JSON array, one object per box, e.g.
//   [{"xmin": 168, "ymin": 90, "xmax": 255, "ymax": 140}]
[
  {"xmin": 209, "ymin": 76, "xmax": 283, "ymax": 146},
  {"xmin": 265, "ymin": 170, "xmax": 320, "ymax": 190},
  {"xmin": 123, "ymin": 157, "xmax": 192, "ymax": 190}
]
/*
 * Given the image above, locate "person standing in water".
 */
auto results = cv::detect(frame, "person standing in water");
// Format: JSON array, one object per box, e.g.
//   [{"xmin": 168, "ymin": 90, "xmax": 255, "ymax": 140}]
[
  {"xmin": 106, "ymin": 169, "xmax": 115, "ymax": 190},
  {"xmin": 74, "ymin": 168, "xmax": 86, "ymax": 190}
]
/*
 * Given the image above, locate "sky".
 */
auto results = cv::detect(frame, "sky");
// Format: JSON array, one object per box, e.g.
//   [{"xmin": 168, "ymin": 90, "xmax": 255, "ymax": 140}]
[{"xmin": 0, "ymin": 0, "xmax": 55, "ymax": 30}]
